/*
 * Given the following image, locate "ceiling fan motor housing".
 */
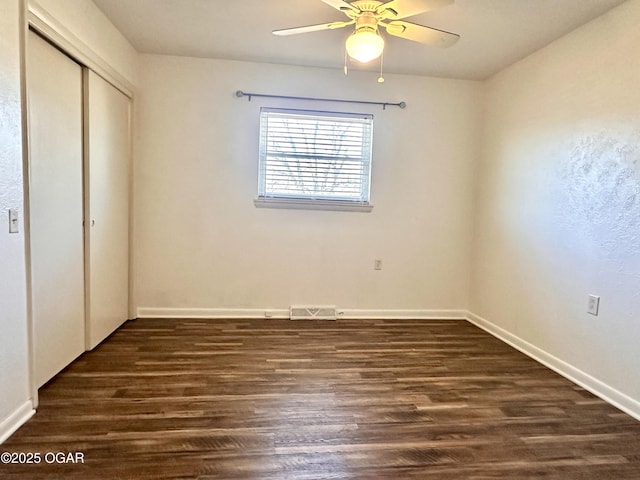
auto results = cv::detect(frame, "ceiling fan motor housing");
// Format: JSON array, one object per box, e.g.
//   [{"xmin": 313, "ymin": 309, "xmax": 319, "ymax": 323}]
[
  {"xmin": 349, "ymin": 1, "xmax": 386, "ymax": 14},
  {"xmin": 354, "ymin": 12, "xmax": 381, "ymax": 32},
  {"xmin": 345, "ymin": 1, "xmax": 394, "ymax": 22}
]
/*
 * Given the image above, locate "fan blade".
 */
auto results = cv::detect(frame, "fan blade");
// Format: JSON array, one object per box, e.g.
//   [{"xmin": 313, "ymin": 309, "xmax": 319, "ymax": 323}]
[
  {"xmin": 273, "ymin": 21, "xmax": 353, "ymax": 36},
  {"xmin": 383, "ymin": 20, "xmax": 459, "ymax": 47},
  {"xmin": 320, "ymin": 0, "xmax": 359, "ymax": 13},
  {"xmin": 376, "ymin": 0, "xmax": 453, "ymax": 19}
]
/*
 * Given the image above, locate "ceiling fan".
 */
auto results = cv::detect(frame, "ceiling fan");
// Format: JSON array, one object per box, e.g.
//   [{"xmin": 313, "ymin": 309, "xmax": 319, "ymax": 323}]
[{"xmin": 273, "ymin": 0, "xmax": 459, "ymax": 66}]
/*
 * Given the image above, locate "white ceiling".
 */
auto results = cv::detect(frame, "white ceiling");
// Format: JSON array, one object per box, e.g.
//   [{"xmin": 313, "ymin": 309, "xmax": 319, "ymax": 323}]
[{"xmin": 92, "ymin": 0, "xmax": 627, "ymax": 80}]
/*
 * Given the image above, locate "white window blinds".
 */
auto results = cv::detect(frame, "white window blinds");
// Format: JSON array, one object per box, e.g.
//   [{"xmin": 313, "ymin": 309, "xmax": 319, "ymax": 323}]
[{"xmin": 258, "ymin": 108, "xmax": 373, "ymax": 204}]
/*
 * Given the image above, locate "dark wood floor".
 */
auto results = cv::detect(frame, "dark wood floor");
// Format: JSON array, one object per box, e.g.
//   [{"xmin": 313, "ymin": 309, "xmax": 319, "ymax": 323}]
[{"xmin": 2, "ymin": 318, "xmax": 640, "ymax": 479}]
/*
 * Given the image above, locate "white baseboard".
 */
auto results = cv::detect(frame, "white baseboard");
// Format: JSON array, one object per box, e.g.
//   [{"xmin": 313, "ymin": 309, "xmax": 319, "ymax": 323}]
[
  {"xmin": 136, "ymin": 307, "xmax": 291, "ymax": 319},
  {"xmin": 465, "ymin": 311, "xmax": 640, "ymax": 422},
  {"xmin": 137, "ymin": 307, "xmax": 467, "ymax": 321},
  {"xmin": 0, "ymin": 401, "xmax": 35, "ymax": 445},
  {"xmin": 341, "ymin": 309, "xmax": 467, "ymax": 320}
]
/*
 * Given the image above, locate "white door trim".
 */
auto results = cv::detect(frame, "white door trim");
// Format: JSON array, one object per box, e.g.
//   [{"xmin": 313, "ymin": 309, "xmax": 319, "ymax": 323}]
[{"xmin": 26, "ymin": 0, "xmax": 134, "ymax": 99}]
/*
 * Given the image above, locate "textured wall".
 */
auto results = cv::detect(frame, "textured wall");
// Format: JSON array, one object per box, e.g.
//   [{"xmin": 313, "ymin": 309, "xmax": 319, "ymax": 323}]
[
  {"xmin": 134, "ymin": 55, "xmax": 481, "ymax": 313},
  {"xmin": 557, "ymin": 132, "xmax": 640, "ymax": 261},
  {"xmin": 0, "ymin": 0, "xmax": 31, "ymax": 430},
  {"xmin": 471, "ymin": 0, "xmax": 640, "ymax": 402}
]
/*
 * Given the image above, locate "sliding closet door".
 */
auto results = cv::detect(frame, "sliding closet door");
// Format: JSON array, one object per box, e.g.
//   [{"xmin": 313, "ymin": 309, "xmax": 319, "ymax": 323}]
[
  {"xmin": 85, "ymin": 70, "xmax": 131, "ymax": 349},
  {"xmin": 27, "ymin": 31, "xmax": 85, "ymax": 387}
]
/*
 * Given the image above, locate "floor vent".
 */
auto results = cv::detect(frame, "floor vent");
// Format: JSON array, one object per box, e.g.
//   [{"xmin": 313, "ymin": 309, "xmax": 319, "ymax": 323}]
[{"xmin": 289, "ymin": 305, "xmax": 337, "ymax": 321}]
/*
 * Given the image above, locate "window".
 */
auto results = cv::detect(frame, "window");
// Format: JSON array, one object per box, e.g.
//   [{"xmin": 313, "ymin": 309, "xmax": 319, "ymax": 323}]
[{"xmin": 256, "ymin": 108, "xmax": 373, "ymax": 211}]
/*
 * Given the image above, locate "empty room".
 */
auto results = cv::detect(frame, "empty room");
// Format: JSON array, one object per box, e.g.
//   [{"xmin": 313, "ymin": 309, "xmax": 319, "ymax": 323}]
[{"xmin": 1, "ymin": 0, "xmax": 639, "ymax": 478}]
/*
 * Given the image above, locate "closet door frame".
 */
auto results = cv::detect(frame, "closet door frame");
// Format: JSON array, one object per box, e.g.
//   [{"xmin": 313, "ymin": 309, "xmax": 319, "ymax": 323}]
[{"xmin": 21, "ymin": 4, "xmax": 135, "ymax": 407}]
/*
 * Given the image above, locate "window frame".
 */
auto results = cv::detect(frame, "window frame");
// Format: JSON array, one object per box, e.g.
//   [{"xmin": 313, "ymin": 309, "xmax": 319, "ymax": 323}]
[{"xmin": 255, "ymin": 107, "xmax": 374, "ymax": 212}]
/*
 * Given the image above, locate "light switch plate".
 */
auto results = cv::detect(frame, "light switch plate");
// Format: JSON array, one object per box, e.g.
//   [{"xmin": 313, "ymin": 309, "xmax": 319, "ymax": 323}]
[
  {"xmin": 8, "ymin": 209, "xmax": 19, "ymax": 234},
  {"xmin": 587, "ymin": 294, "xmax": 600, "ymax": 316}
]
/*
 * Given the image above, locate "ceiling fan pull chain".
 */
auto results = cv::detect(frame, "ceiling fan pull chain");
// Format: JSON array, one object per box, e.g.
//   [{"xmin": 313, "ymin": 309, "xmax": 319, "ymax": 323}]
[
  {"xmin": 378, "ymin": 50, "xmax": 385, "ymax": 84},
  {"xmin": 344, "ymin": 48, "xmax": 349, "ymax": 76}
]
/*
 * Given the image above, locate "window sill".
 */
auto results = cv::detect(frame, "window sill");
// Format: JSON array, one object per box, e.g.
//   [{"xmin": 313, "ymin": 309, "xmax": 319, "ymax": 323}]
[{"xmin": 254, "ymin": 197, "xmax": 373, "ymax": 213}]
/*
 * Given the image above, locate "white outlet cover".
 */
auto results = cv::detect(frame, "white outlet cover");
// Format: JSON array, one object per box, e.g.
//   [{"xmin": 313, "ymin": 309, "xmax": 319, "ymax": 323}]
[{"xmin": 587, "ymin": 295, "xmax": 600, "ymax": 316}]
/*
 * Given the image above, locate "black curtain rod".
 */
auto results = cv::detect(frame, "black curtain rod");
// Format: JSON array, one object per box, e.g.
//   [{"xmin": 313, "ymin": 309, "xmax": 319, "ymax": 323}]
[{"xmin": 235, "ymin": 90, "xmax": 406, "ymax": 110}]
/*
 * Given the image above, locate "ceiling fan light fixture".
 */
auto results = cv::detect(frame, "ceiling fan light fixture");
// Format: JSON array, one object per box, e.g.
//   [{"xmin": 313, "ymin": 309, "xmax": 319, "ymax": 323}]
[{"xmin": 346, "ymin": 28, "xmax": 384, "ymax": 63}]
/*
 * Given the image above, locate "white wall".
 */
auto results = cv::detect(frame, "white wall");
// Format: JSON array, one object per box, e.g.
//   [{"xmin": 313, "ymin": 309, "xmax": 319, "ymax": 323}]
[
  {"xmin": 135, "ymin": 55, "xmax": 481, "ymax": 316},
  {"xmin": 471, "ymin": 0, "xmax": 640, "ymax": 412},
  {"xmin": 0, "ymin": 0, "xmax": 33, "ymax": 442}
]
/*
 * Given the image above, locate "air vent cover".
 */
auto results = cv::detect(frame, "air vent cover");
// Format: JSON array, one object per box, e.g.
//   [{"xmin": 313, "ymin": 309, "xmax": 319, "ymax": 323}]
[{"xmin": 289, "ymin": 305, "xmax": 337, "ymax": 320}]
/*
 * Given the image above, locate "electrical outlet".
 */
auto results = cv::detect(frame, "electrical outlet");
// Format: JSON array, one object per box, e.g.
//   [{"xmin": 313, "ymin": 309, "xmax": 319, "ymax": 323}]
[
  {"xmin": 374, "ymin": 259, "xmax": 382, "ymax": 270},
  {"xmin": 587, "ymin": 294, "xmax": 600, "ymax": 316}
]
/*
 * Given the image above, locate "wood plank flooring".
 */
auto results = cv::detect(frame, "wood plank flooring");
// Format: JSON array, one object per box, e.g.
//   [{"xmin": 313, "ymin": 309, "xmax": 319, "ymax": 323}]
[{"xmin": 2, "ymin": 318, "xmax": 640, "ymax": 479}]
